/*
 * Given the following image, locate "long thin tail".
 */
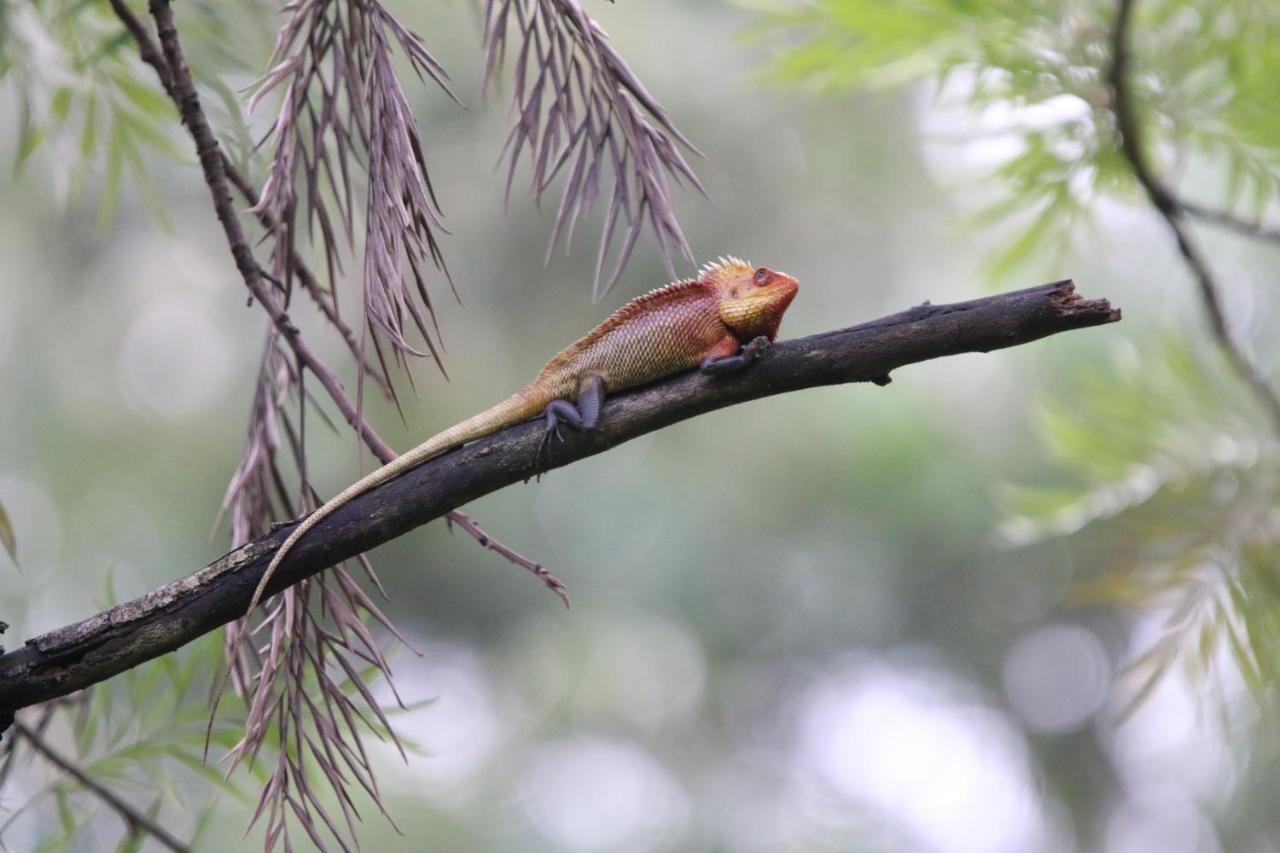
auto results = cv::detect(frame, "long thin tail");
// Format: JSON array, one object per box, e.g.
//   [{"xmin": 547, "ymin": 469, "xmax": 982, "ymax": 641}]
[
  {"xmin": 256, "ymin": 388, "xmax": 546, "ymax": 611},
  {"xmin": 206, "ymin": 388, "xmax": 546, "ymax": 752}
]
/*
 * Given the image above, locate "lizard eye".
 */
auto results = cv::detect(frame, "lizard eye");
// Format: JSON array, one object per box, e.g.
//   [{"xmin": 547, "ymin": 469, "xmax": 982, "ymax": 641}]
[{"xmin": 754, "ymin": 268, "xmax": 769, "ymax": 286}]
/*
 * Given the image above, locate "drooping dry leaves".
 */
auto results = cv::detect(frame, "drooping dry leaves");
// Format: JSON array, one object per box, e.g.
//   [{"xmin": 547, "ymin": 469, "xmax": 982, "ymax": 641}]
[{"xmin": 484, "ymin": 0, "xmax": 705, "ymax": 298}]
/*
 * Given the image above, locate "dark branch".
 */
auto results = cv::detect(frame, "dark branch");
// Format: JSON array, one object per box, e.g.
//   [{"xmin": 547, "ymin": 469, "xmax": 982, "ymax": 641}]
[
  {"xmin": 11, "ymin": 719, "xmax": 191, "ymax": 852},
  {"xmin": 0, "ymin": 280, "xmax": 1119, "ymax": 724},
  {"xmin": 1107, "ymin": 0, "xmax": 1280, "ymax": 434}
]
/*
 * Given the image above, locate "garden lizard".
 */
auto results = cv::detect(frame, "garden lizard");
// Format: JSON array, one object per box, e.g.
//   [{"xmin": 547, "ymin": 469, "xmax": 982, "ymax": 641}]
[{"xmin": 248, "ymin": 256, "xmax": 799, "ymax": 616}]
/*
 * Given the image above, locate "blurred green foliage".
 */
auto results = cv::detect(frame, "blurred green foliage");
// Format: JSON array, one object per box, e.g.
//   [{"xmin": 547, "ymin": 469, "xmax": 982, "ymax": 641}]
[
  {"xmin": 758, "ymin": 0, "xmax": 1280, "ymax": 277},
  {"xmin": 3, "ymin": 0, "xmax": 182, "ymax": 229},
  {"xmin": 758, "ymin": 0, "xmax": 1280, "ymax": 715},
  {"xmin": 0, "ymin": 593, "xmax": 426, "ymax": 850},
  {"xmin": 0, "ymin": 0, "xmax": 264, "ymax": 230},
  {"xmin": 1001, "ymin": 338, "xmax": 1280, "ymax": 715},
  {"xmin": 0, "ymin": 631, "xmax": 243, "ymax": 850}
]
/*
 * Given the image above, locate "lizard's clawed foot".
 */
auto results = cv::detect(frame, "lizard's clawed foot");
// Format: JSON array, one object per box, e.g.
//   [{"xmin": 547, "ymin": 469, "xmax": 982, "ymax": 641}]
[
  {"xmin": 742, "ymin": 335, "xmax": 772, "ymax": 361},
  {"xmin": 700, "ymin": 336, "xmax": 774, "ymax": 376},
  {"xmin": 535, "ymin": 408, "xmax": 571, "ymax": 479},
  {"xmin": 535, "ymin": 427, "xmax": 558, "ymax": 480}
]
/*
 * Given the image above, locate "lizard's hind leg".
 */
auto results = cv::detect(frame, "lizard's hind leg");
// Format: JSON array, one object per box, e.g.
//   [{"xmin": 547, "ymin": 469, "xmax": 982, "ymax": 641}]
[{"xmin": 537, "ymin": 375, "xmax": 606, "ymax": 474}]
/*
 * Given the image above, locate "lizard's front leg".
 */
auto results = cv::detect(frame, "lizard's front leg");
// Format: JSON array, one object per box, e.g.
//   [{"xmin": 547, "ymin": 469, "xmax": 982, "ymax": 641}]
[{"xmin": 700, "ymin": 335, "xmax": 772, "ymax": 376}]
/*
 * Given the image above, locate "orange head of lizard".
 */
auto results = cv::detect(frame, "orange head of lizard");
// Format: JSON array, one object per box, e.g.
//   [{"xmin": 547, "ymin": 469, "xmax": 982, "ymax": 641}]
[{"xmin": 701, "ymin": 255, "xmax": 799, "ymax": 343}]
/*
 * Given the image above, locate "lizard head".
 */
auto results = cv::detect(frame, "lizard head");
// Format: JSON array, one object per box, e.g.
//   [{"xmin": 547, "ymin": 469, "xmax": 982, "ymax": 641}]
[{"xmin": 701, "ymin": 256, "xmax": 800, "ymax": 342}]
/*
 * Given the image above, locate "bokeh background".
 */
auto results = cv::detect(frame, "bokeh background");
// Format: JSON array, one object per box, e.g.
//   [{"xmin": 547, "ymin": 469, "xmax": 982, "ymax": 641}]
[{"xmin": 2, "ymin": 0, "xmax": 1278, "ymax": 850}]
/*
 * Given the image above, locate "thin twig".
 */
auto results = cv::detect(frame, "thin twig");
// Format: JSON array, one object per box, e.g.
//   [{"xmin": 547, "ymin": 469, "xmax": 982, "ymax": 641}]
[
  {"xmin": 0, "ymin": 279, "xmax": 1121, "ymax": 720},
  {"xmin": 1180, "ymin": 200, "xmax": 1280, "ymax": 246},
  {"xmin": 11, "ymin": 719, "xmax": 190, "ymax": 853},
  {"xmin": 447, "ymin": 510, "xmax": 569, "ymax": 606},
  {"xmin": 1108, "ymin": 0, "xmax": 1280, "ymax": 435},
  {"xmin": 0, "ymin": 701, "xmax": 53, "ymax": 791}
]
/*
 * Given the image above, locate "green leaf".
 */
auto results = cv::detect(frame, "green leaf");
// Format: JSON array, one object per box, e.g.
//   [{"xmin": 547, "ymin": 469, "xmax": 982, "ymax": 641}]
[
  {"xmin": 14, "ymin": 122, "xmax": 47, "ymax": 175},
  {"xmin": 0, "ymin": 500, "xmax": 17, "ymax": 569},
  {"xmin": 54, "ymin": 786, "xmax": 77, "ymax": 836},
  {"xmin": 199, "ymin": 71, "xmax": 255, "ymax": 163},
  {"xmin": 168, "ymin": 750, "xmax": 254, "ymax": 803},
  {"xmin": 97, "ymin": 118, "xmax": 126, "ymax": 234},
  {"xmin": 114, "ymin": 73, "xmax": 176, "ymax": 122},
  {"xmin": 1116, "ymin": 646, "xmax": 1174, "ymax": 724},
  {"xmin": 51, "ymin": 87, "xmax": 73, "ymax": 122},
  {"xmin": 88, "ymin": 30, "xmax": 133, "ymax": 66},
  {"xmin": 79, "ymin": 96, "xmax": 98, "ymax": 159},
  {"xmin": 115, "ymin": 832, "xmax": 143, "ymax": 853}
]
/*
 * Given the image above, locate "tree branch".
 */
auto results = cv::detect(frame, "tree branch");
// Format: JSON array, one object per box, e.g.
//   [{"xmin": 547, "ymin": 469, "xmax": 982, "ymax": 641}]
[
  {"xmin": 1108, "ymin": 0, "xmax": 1280, "ymax": 435},
  {"xmin": 0, "ymin": 280, "xmax": 1119, "ymax": 727}
]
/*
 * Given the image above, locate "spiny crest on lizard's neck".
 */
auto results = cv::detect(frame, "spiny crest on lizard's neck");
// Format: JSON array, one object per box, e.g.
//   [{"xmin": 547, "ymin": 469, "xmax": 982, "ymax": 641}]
[
  {"xmin": 698, "ymin": 255, "xmax": 753, "ymax": 287},
  {"xmin": 620, "ymin": 256, "xmax": 753, "ymax": 304}
]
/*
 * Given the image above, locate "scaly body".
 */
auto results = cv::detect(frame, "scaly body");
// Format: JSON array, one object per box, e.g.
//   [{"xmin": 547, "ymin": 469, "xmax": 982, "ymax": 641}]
[{"xmin": 249, "ymin": 257, "xmax": 799, "ymax": 615}]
